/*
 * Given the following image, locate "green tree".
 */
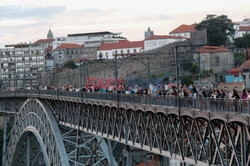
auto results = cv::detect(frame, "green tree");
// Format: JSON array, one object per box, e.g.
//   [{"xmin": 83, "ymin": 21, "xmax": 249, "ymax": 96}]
[
  {"xmin": 191, "ymin": 63, "xmax": 198, "ymax": 74},
  {"xmin": 64, "ymin": 60, "xmax": 77, "ymax": 69},
  {"xmin": 196, "ymin": 14, "xmax": 235, "ymax": 46},
  {"xmin": 234, "ymin": 34, "xmax": 250, "ymax": 48},
  {"xmin": 181, "ymin": 76, "xmax": 194, "ymax": 86},
  {"xmin": 234, "ymin": 52, "xmax": 246, "ymax": 66}
]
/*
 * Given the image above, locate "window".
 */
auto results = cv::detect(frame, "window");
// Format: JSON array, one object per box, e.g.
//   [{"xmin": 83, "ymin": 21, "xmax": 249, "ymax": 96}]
[
  {"xmin": 127, "ymin": 49, "xmax": 130, "ymax": 53},
  {"xmin": 134, "ymin": 49, "xmax": 136, "ymax": 53},
  {"xmin": 115, "ymin": 50, "xmax": 118, "ymax": 54}
]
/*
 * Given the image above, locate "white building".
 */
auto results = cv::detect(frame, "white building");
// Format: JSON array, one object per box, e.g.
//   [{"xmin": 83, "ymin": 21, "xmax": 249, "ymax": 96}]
[
  {"xmin": 52, "ymin": 31, "xmax": 126, "ymax": 50},
  {"xmin": 144, "ymin": 35, "xmax": 186, "ymax": 51},
  {"xmin": 233, "ymin": 23, "xmax": 250, "ymax": 38},
  {"xmin": 169, "ymin": 24, "xmax": 197, "ymax": 38},
  {"xmin": 234, "ymin": 18, "xmax": 250, "ymax": 27},
  {"xmin": 97, "ymin": 40, "xmax": 144, "ymax": 59}
]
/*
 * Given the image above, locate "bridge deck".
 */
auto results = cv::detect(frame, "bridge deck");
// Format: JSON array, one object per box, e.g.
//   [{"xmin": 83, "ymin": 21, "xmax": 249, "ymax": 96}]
[{"xmin": 0, "ymin": 89, "xmax": 249, "ymax": 124}]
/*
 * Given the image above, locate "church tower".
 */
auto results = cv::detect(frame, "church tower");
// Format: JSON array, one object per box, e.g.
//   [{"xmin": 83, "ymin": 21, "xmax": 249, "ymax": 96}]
[
  {"xmin": 145, "ymin": 27, "xmax": 154, "ymax": 39},
  {"xmin": 47, "ymin": 29, "xmax": 54, "ymax": 39}
]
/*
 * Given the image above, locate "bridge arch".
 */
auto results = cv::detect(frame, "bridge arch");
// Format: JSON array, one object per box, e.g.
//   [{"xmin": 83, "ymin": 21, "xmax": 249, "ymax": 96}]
[{"xmin": 5, "ymin": 98, "xmax": 69, "ymax": 166}]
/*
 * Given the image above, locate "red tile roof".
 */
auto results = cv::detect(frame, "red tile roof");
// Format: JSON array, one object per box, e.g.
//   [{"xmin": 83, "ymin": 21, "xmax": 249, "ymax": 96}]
[
  {"xmin": 170, "ymin": 24, "xmax": 197, "ymax": 34},
  {"xmin": 97, "ymin": 40, "xmax": 144, "ymax": 51},
  {"xmin": 228, "ymin": 67, "xmax": 243, "ymax": 77},
  {"xmin": 33, "ymin": 39, "xmax": 54, "ymax": 45},
  {"xmin": 228, "ymin": 67, "xmax": 243, "ymax": 72},
  {"xmin": 137, "ymin": 160, "xmax": 160, "ymax": 166},
  {"xmin": 218, "ymin": 82, "xmax": 244, "ymax": 90},
  {"xmin": 227, "ymin": 59, "xmax": 250, "ymax": 76},
  {"xmin": 145, "ymin": 35, "xmax": 185, "ymax": 40},
  {"xmin": 46, "ymin": 46, "xmax": 52, "ymax": 51},
  {"xmin": 239, "ymin": 26, "xmax": 250, "ymax": 31},
  {"xmin": 75, "ymin": 58, "xmax": 88, "ymax": 63},
  {"xmin": 56, "ymin": 43, "xmax": 82, "ymax": 49},
  {"xmin": 197, "ymin": 46, "xmax": 229, "ymax": 53},
  {"xmin": 240, "ymin": 59, "xmax": 250, "ymax": 69}
]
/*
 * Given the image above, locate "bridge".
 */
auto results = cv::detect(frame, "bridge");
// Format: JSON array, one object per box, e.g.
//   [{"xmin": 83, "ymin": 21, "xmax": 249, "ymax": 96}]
[{"xmin": 0, "ymin": 89, "xmax": 249, "ymax": 166}]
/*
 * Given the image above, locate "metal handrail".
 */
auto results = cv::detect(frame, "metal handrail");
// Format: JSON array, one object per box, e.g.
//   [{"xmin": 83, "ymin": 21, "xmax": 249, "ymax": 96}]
[{"xmin": 0, "ymin": 89, "xmax": 249, "ymax": 115}]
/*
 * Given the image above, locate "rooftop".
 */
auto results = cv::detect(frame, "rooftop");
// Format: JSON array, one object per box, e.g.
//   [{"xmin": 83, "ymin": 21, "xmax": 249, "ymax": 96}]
[
  {"xmin": 170, "ymin": 24, "xmax": 197, "ymax": 34},
  {"xmin": 145, "ymin": 35, "xmax": 185, "ymax": 40},
  {"xmin": 67, "ymin": 31, "xmax": 120, "ymax": 37},
  {"xmin": 46, "ymin": 46, "xmax": 52, "ymax": 51},
  {"xmin": 33, "ymin": 38, "xmax": 54, "ymax": 45},
  {"xmin": 55, "ymin": 43, "xmax": 82, "ymax": 49},
  {"xmin": 197, "ymin": 46, "xmax": 229, "ymax": 53},
  {"xmin": 239, "ymin": 26, "xmax": 250, "ymax": 31},
  {"xmin": 98, "ymin": 40, "xmax": 144, "ymax": 51}
]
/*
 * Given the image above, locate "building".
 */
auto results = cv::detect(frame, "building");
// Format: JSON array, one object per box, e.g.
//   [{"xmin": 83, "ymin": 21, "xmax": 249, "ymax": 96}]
[
  {"xmin": 144, "ymin": 35, "xmax": 186, "ymax": 51},
  {"xmin": 0, "ymin": 44, "xmax": 45, "ymax": 89},
  {"xmin": 234, "ymin": 18, "xmax": 250, "ymax": 27},
  {"xmin": 233, "ymin": 24, "xmax": 250, "ymax": 38},
  {"xmin": 97, "ymin": 40, "xmax": 144, "ymax": 59},
  {"xmin": 53, "ymin": 43, "xmax": 82, "ymax": 67},
  {"xmin": 194, "ymin": 46, "xmax": 235, "ymax": 83},
  {"xmin": 226, "ymin": 59, "xmax": 250, "ymax": 89},
  {"xmin": 33, "ymin": 38, "xmax": 54, "ymax": 70},
  {"xmin": 145, "ymin": 27, "xmax": 154, "ymax": 39},
  {"xmin": 169, "ymin": 24, "xmax": 197, "ymax": 38},
  {"xmin": 52, "ymin": 31, "xmax": 126, "ymax": 50},
  {"xmin": 47, "ymin": 29, "xmax": 54, "ymax": 39}
]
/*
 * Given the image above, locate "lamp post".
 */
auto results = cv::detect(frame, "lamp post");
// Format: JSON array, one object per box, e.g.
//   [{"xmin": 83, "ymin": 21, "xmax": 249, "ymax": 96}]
[
  {"xmin": 198, "ymin": 52, "xmax": 202, "ymax": 89},
  {"xmin": 79, "ymin": 60, "xmax": 82, "ymax": 97},
  {"xmin": 55, "ymin": 66, "xmax": 59, "ymax": 97},
  {"xmin": 175, "ymin": 46, "xmax": 180, "ymax": 116},
  {"xmin": 24, "ymin": 68, "xmax": 26, "ymax": 96}
]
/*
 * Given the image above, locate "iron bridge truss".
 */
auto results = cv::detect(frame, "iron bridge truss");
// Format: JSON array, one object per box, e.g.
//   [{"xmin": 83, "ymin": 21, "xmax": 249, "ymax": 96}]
[{"xmin": 0, "ymin": 91, "xmax": 249, "ymax": 166}]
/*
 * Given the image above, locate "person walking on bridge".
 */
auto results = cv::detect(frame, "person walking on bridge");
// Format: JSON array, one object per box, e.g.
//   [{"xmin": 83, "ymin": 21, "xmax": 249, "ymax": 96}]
[{"xmin": 232, "ymin": 89, "xmax": 240, "ymax": 112}]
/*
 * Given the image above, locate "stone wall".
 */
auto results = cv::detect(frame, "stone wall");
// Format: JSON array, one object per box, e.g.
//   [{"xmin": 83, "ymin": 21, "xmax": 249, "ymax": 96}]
[
  {"xmin": 40, "ymin": 30, "xmax": 208, "ymax": 87},
  {"xmin": 0, "ymin": 116, "xmax": 3, "ymax": 129}
]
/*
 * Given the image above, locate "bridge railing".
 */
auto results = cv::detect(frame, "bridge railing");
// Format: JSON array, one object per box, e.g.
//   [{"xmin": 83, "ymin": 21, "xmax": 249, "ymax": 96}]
[{"xmin": 0, "ymin": 90, "xmax": 249, "ymax": 114}]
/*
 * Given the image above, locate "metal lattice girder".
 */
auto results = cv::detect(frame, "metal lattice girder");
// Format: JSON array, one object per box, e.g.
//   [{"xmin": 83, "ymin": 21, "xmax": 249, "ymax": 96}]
[
  {"xmin": 4, "ymin": 98, "xmax": 69, "ymax": 166},
  {"xmin": 60, "ymin": 125, "xmax": 118, "ymax": 166},
  {"xmin": 48, "ymin": 100, "xmax": 250, "ymax": 166},
  {"xmin": 0, "ymin": 91, "xmax": 250, "ymax": 165}
]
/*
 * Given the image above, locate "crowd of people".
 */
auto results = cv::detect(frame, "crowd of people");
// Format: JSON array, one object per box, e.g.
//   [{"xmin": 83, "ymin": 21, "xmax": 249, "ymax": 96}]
[{"xmin": 34, "ymin": 83, "xmax": 250, "ymax": 101}]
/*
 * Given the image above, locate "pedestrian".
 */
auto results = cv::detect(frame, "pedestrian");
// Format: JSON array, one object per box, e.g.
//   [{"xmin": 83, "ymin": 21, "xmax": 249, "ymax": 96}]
[{"xmin": 232, "ymin": 89, "xmax": 240, "ymax": 112}]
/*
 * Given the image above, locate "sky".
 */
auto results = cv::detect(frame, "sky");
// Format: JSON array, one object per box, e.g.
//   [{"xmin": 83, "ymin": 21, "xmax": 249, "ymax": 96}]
[{"xmin": 0, "ymin": 0, "xmax": 250, "ymax": 47}]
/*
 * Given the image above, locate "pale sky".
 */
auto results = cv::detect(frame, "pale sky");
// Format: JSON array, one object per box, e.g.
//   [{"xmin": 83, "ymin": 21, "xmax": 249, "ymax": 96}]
[{"xmin": 0, "ymin": 0, "xmax": 250, "ymax": 47}]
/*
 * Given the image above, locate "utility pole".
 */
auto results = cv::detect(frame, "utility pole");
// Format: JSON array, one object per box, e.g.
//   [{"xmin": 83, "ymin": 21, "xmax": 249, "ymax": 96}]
[
  {"xmin": 198, "ymin": 52, "xmax": 202, "ymax": 89},
  {"xmin": 175, "ymin": 46, "xmax": 180, "ymax": 116}
]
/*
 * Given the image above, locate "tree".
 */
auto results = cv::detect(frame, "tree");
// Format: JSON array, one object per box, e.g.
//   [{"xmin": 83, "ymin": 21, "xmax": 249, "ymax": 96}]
[
  {"xmin": 64, "ymin": 60, "xmax": 77, "ymax": 69},
  {"xmin": 234, "ymin": 34, "xmax": 250, "ymax": 48},
  {"xmin": 191, "ymin": 63, "xmax": 198, "ymax": 74},
  {"xmin": 181, "ymin": 76, "xmax": 194, "ymax": 86},
  {"xmin": 196, "ymin": 15, "xmax": 235, "ymax": 46},
  {"xmin": 234, "ymin": 52, "xmax": 246, "ymax": 66}
]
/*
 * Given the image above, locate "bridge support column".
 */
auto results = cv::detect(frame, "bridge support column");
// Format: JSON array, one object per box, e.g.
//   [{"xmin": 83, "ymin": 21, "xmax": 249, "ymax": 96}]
[
  {"xmin": 2, "ymin": 113, "xmax": 7, "ymax": 166},
  {"xmin": 241, "ymin": 124, "xmax": 247, "ymax": 166},
  {"xmin": 27, "ymin": 133, "xmax": 31, "ymax": 166},
  {"xmin": 160, "ymin": 157, "xmax": 170, "ymax": 166}
]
